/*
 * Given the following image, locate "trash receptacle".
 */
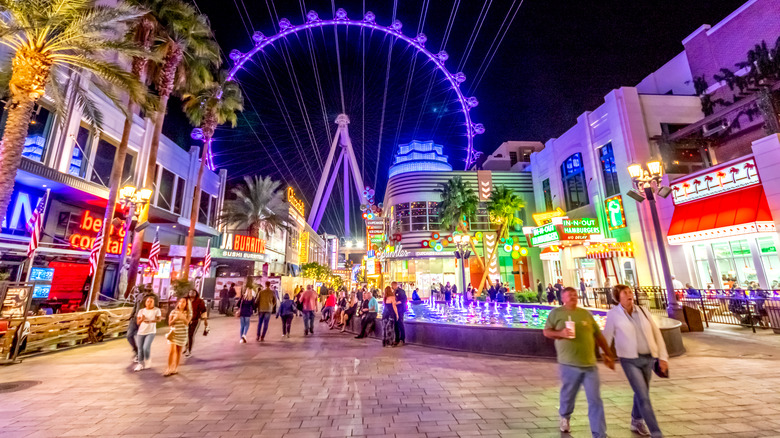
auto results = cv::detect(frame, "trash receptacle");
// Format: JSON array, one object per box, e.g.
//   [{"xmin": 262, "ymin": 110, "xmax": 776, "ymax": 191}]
[{"xmin": 682, "ymin": 305, "xmax": 704, "ymax": 332}]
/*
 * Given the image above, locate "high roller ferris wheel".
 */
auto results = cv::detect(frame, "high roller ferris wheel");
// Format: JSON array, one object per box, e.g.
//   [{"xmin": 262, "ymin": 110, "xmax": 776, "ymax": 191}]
[{"xmin": 217, "ymin": 8, "xmax": 485, "ymax": 235}]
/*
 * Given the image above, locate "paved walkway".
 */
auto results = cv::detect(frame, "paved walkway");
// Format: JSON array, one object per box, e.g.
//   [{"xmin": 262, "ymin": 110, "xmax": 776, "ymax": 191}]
[{"xmin": 1, "ymin": 315, "xmax": 780, "ymax": 438}]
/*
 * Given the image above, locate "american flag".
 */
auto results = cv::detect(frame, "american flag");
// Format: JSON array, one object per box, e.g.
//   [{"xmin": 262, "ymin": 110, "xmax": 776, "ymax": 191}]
[
  {"xmin": 202, "ymin": 238, "xmax": 212, "ymax": 277},
  {"xmin": 148, "ymin": 228, "xmax": 160, "ymax": 272},
  {"xmin": 88, "ymin": 226, "xmax": 104, "ymax": 276},
  {"xmin": 26, "ymin": 191, "xmax": 49, "ymax": 257}
]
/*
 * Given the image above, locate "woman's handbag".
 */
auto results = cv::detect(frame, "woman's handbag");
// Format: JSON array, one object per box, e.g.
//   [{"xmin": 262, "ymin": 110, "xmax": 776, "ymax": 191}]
[
  {"xmin": 165, "ymin": 328, "xmax": 175, "ymax": 341},
  {"xmin": 638, "ymin": 306, "xmax": 669, "ymax": 378}
]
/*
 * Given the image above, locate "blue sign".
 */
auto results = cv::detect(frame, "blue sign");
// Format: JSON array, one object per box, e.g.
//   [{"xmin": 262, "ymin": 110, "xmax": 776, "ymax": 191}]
[
  {"xmin": 1, "ymin": 183, "xmax": 46, "ymax": 236},
  {"xmin": 29, "ymin": 267, "xmax": 55, "ymax": 282},
  {"xmin": 32, "ymin": 284, "xmax": 51, "ymax": 299}
]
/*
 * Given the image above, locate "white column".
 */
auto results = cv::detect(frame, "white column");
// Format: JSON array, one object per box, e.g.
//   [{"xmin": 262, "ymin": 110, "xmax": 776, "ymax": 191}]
[
  {"xmin": 748, "ymin": 237, "xmax": 769, "ymax": 289},
  {"xmin": 706, "ymin": 244, "xmax": 722, "ymax": 289}
]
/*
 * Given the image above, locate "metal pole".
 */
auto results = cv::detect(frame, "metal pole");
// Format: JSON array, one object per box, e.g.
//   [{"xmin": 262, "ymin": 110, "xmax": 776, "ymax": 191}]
[
  {"xmin": 644, "ymin": 186, "xmax": 678, "ymax": 318},
  {"xmin": 113, "ymin": 202, "xmax": 134, "ymax": 296},
  {"xmin": 343, "ymin": 154, "xmax": 350, "ymax": 238},
  {"xmin": 459, "ymin": 248, "xmax": 467, "ymax": 299}
]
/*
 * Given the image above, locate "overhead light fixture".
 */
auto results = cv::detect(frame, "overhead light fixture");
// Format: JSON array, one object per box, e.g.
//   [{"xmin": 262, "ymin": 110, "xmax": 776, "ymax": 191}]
[
  {"xmin": 627, "ymin": 163, "xmax": 643, "ymax": 179},
  {"xmin": 626, "ymin": 189, "xmax": 645, "ymax": 203},
  {"xmin": 657, "ymin": 186, "xmax": 673, "ymax": 198}
]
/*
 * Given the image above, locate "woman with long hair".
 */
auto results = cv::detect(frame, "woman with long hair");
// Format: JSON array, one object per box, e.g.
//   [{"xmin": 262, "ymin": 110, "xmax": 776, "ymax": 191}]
[
  {"xmin": 340, "ymin": 292, "xmax": 358, "ymax": 333},
  {"xmin": 381, "ymin": 286, "xmax": 398, "ymax": 347},
  {"xmin": 236, "ymin": 288, "xmax": 255, "ymax": 343},
  {"xmin": 165, "ymin": 298, "xmax": 191, "ymax": 376},
  {"xmin": 134, "ymin": 296, "xmax": 161, "ymax": 371}
]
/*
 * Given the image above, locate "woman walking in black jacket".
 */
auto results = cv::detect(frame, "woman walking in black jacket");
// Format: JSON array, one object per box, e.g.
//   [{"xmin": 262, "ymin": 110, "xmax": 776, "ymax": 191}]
[{"xmin": 277, "ymin": 293, "xmax": 297, "ymax": 338}]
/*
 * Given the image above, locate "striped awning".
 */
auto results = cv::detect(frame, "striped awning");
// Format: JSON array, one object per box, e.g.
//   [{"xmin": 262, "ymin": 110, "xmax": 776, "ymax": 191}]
[{"xmin": 586, "ymin": 242, "xmax": 634, "ymax": 259}]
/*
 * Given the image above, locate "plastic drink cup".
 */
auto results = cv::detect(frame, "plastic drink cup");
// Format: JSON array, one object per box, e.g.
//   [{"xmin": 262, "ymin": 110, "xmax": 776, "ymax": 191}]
[{"xmin": 565, "ymin": 318, "xmax": 576, "ymax": 338}]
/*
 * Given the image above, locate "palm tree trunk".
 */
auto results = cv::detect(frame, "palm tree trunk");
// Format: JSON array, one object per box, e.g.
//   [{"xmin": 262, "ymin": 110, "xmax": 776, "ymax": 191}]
[
  {"xmin": 0, "ymin": 96, "xmax": 36, "ymax": 216},
  {"xmin": 182, "ymin": 137, "xmax": 209, "ymax": 280},
  {"xmin": 91, "ymin": 102, "xmax": 136, "ymax": 302},
  {"xmin": 124, "ymin": 91, "xmax": 171, "ymax": 295}
]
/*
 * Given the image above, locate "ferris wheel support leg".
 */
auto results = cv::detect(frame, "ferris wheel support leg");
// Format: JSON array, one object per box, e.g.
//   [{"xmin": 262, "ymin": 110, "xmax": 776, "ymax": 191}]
[
  {"xmin": 343, "ymin": 154, "xmax": 351, "ymax": 238},
  {"xmin": 311, "ymin": 150, "xmax": 345, "ymax": 232},
  {"xmin": 308, "ymin": 121, "xmax": 343, "ymax": 227}
]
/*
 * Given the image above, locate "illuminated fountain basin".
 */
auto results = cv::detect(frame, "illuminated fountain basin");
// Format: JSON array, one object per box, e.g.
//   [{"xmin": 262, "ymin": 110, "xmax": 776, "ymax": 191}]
[{"xmin": 368, "ymin": 300, "xmax": 608, "ymax": 358}]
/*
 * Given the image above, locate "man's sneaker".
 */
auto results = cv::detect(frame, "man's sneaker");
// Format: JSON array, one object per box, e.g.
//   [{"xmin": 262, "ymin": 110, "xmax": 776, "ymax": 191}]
[
  {"xmin": 559, "ymin": 417, "xmax": 571, "ymax": 433},
  {"xmin": 240, "ymin": 336, "xmax": 247, "ymax": 343},
  {"xmin": 630, "ymin": 419, "xmax": 651, "ymax": 436},
  {"xmin": 133, "ymin": 364, "xmax": 144, "ymax": 372}
]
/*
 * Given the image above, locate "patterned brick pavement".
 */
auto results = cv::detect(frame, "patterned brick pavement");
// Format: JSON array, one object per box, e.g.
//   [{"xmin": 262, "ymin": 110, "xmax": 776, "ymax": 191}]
[{"xmin": 1, "ymin": 315, "xmax": 780, "ymax": 438}]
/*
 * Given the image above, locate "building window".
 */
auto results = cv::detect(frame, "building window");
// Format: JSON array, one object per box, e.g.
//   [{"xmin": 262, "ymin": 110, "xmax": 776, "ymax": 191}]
[
  {"xmin": 173, "ymin": 178, "xmax": 184, "ymax": 215},
  {"xmin": 712, "ymin": 240, "xmax": 758, "ymax": 287},
  {"xmin": 509, "ymin": 151, "xmax": 518, "ymax": 166},
  {"xmin": 394, "ymin": 203, "xmax": 410, "ymax": 233},
  {"xmin": 560, "ymin": 153, "xmax": 589, "ymax": 210},
  {"xmin": 69, "ymin": 125, "xmax": 92, "ymax": 178},
  {"xmin": 757, "ymin": 237, "xmax": 780, "ymax": 288},
  {"xmin": 90, "ymin": 137, "xmax": 116, "ymax": 187},
  {"xmin": 157, "ymin": 167, "xmax": 175, "ymax": 211},
  {"xmin": 599, "ymin": 143, "xmax": 620, "ymax": 197},
  {"xmin": 692, "ymin": 244, "xmax": 713, "ymax": 288},
  {"xmin": 21, "ymin": 106, "xmax": 54, "ymax": 162},
  {"xmin": 542, "ymin": 179, "xmax": 553, "ymax": 211},
  {"xmin": 122, "ymin": 151, "xmax": 136, "ymax": 187}
]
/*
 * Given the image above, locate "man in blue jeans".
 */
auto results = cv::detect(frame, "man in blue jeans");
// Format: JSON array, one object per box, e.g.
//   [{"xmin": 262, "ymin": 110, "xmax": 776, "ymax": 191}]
[
  {"xmin": 544, "ymin": 287, "xmax": 614, "ymax": 438},
  {"xmin": 300, "ymin": 285, "xmax": 318, "ymax": 336},
  {"xmin": 255, "ymin": 281, "xmax": 277, "ymax": 342}
]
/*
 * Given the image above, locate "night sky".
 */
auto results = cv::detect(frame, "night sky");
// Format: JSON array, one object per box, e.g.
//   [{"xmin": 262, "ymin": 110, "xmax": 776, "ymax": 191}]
[{"xmin": 163, "ymin": 0, "xmax": 747, "ymax": 237}]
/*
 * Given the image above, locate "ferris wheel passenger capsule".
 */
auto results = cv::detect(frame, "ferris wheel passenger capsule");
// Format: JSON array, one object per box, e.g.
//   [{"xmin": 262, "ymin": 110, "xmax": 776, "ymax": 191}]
[
  {"xmin": 437, "ymin": 51, "xmax": 449, "ymax": 62},
  {"xmin": 454, "ymin": 72, "xmax": 467, "ymax": 83},
  {"xmin": 279, "ymin": 18, "xmax": 292, "ymax": 30},
  {"xmin": 466, "ymin": 96, "xmax": 479, "ymax": 108},
  {"xmin": 252, "ymin": 31, "xmax": 266, "ymax": 44},
  {"xmin": 229, "ymin": 50, "xmax": 243, "ymax": 62},
  {"xmin": 335, "ymin": 8, "xmax": 348, "ymax": 20},
  {"xmin": 306, "ymin": 11, "xmax": 319, "ymax": 23},
  {"xmin": 472, "ymin": 123, "xmax": 485, "ymax": 135},
  {"xmin": 363, "ymin": 11, "xmax": 376, "ymax": 23},
  {"xmin": 390, "ymin": 20, "xmax": 403, "ymax": 32},
  {"xmin": 415, "ymin": 33, "xmax": 427, "ymax": 46}
]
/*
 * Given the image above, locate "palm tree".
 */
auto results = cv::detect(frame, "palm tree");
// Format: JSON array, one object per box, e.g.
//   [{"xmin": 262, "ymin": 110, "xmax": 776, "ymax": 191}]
[
  {"xmin": 437, "ymin": 176, "xmax": 485, "ymax": 272},
  {"xmin": 477, "ymin": 185, "xmax": 525, "ymax": 292},
  {"xmin": 219, "ymin": 175, "xmax": 289, "ymax": 239},
  {"xmin": 0, "ymin": 0, "xmax": 147, "ymax": 217},
  {"xmin": 92, "ymin": 9, "xmax": 160, "ymax": 299},
  {"xmin": 180, "ymin": 72, "xmax": 243, "ymax": 279},
  {"xmin": 125, "ymin": 0, "xmax": 219, "ymax": 293}
]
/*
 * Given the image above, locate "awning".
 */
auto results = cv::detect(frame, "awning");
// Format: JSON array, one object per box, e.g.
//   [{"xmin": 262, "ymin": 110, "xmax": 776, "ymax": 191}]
[
  {"xmin": 586, "ymin": 242, "xmax": 634, "ymax": 259},
  {"xmin": 667, "ymin": 185, "xmax": 776, "ymax": 245}
]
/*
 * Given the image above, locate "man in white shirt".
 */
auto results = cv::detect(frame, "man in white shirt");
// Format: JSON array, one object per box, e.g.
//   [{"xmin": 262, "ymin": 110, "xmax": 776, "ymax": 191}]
[{"xmin": 671, "ymin": 276, "xmax": 684, "ymax": 290}]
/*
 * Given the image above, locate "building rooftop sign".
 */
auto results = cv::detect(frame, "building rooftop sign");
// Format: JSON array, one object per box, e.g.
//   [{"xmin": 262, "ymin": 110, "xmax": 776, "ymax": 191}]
[
  {"xmin": 532, "ymin": 207, "xmax": 565, "ymax": 226},
  {"xmin": 287, "ymin": 187, "xmax": 306, "ymax": 216},
  {"xmin": 670, "ymin": 157, "xmax": 760, "ymax": 205},
  {"xmin": 530, "ymin": 223, "xmax": 560, "ymax": 247}
]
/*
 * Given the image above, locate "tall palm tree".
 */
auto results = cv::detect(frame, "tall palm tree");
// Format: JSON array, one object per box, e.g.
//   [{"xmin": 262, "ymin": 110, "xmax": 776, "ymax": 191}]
[
  {"xmin": 477, "ymin": 185, "xmax": 525, "ymax": 292},
  {"xmin": 92, "ymin": 10, "xmax": 160, "ymax": 300},
  {"xmin": 180, "ymin": 72, "xmax": 243, "ymax": 280},
  {"xmin": 437, "ymin": 176, "xmax": 485, "ymax": 271},
  {"xmin": 125, "ymin": 0, "xmax": 219, "ymax": 294},
  {"xmin": 0, "ymin": 0, "xmax": 147, "ymax": 217},
  {"xmin": 219, "ymin": 175, "xmax": 289, "ymax": 239}
]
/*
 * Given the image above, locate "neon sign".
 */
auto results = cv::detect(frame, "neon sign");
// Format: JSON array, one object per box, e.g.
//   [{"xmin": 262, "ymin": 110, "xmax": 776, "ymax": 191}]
[
  {"xmin": 68, "ymin": 210, "xmax": 127, "ymax": 255},
  {"xmin": 671, "ymin": 157, "xmax": 760, "ymax": 205},
  {"xmin": 532, "ymin": 207, "xmax": 565, "ymax": 226},
  {"xmin": 530, "ymin": 223, "xmax": 560, "ymax": 246},
  {"xmin": 605, "ymin": 196, "xmax": 626, "ymax": 230},
  {"xmin": 232, "ymin": 234, "xmax": 266, "ymax": 253},
  {"xmin": 287, "ymin": 187, "xmax": 305, "ymax": 216},
  {"xmin": 561, "ymin": 217, "xmax": 600, "ymax": 235},
  {"xmin": 1, "ymin": 185, "xmax": 44, "ymax": 236}
]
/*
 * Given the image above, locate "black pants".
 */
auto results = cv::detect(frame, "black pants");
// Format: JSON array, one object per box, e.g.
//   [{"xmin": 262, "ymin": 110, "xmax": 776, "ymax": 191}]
[
  {"xmin": 281, "ymin": 315, "xmax": 293, "ymax": 335},
  {"xmin": 186, "ymin": 319, "xmax": 201, "ymax": 353},
  {"xmin": 394, "ymin": 313, "xmax": 405, "ymax": 343},
  {"xmin": 360, "ymin": 313, "xmax": 377, "ymax": 337}
]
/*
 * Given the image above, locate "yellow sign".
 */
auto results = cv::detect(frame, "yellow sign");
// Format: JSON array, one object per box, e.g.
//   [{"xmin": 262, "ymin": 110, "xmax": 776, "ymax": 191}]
[
  {"xmin": 287, "ymin": 187, "xmax": 305, "ymax": 216},
  {"xmin": 532, "ymin": 207, "xmax": 565, "ymax": 226},
  {"xmin": 299, "ymin": 231, "xmax": 309, "ymax": 264}
]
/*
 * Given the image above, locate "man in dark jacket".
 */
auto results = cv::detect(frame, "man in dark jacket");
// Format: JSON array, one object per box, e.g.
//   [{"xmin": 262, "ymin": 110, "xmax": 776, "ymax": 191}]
[
  {"xmin": 392, "ymin": 281, "xmax": 407, "ymax": 346},
  {"xmin": 536, "ymin": 279, "xmax": 544, "ymax": 303}
]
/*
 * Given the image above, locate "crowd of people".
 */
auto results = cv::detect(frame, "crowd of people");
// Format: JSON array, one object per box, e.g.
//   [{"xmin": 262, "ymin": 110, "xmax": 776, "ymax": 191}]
[{"xmin": 124, "ymin": 279, "xmax": 670, "ymax": 437}]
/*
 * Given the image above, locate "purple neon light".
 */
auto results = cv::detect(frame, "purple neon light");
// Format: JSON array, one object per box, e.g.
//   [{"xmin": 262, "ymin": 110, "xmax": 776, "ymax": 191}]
[{"xmin": 223, "ymin": 10, "xmax": 483, "ymax": 169}]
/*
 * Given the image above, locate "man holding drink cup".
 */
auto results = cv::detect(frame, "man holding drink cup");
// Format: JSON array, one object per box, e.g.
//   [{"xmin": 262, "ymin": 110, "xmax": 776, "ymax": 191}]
[{"xmin": 544, "ymin": 287, "xmax": 614, "ymax": 438}]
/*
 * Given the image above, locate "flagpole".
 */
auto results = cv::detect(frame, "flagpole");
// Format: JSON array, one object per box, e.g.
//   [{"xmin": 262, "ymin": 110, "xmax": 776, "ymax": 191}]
[
  {"xmin": 24, "ymin": 189, "xmax": 50, "ymax": 283},
  {"xmin": 86, "ymin": 225, "xmax": 105, "ymax": 310}
]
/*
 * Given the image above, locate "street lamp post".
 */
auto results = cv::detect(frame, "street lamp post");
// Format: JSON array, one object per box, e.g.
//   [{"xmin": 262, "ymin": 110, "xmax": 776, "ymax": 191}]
[
  {"xmin": 626, "ymin": 161, "xmax": 680, "ymax": 320},
  {"xmin": 453, "ymin": 234, "xmax": 472, "ymax": 301},
  {"xmin": 115, "ymin": 185, "xmax": 152, "ymax": 293}
]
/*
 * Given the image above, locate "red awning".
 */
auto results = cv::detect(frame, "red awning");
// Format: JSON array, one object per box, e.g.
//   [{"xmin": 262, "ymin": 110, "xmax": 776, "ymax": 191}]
[{"xmin": 667, "ymin": 185, "xmax": 775, "ymax": 244}]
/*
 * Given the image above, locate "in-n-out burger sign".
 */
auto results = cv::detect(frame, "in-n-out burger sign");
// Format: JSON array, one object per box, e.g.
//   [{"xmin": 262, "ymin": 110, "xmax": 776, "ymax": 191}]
[
  {"xmin": 233, "ymin": 234, "xmax": 266, "ymax": 253},
  {"xmin": 68, "ymin": 211, "xmax": 128, "ymax": 255}
]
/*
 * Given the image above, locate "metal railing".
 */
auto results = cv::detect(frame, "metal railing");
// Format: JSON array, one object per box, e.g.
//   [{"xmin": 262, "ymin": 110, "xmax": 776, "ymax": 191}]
[{"xmin": 592, "ymin": 287, "xmax": 780, "ymax": 333}]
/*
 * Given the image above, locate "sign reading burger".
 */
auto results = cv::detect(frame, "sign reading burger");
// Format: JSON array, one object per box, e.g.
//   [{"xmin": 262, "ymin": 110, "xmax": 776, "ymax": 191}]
[{"xmin": 524, "ymin": 215, "xmax": 601, "ymax": 248}]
